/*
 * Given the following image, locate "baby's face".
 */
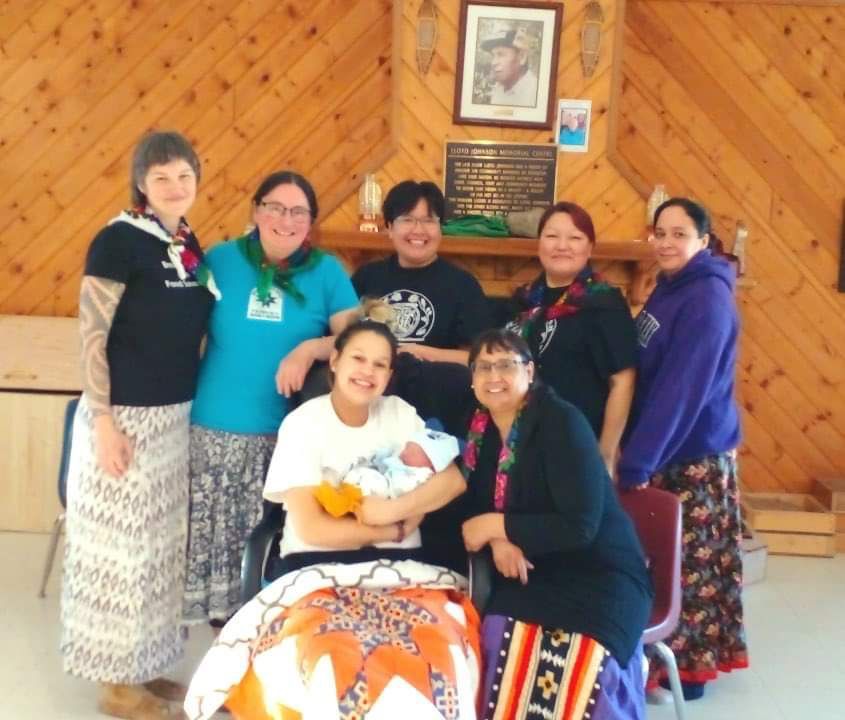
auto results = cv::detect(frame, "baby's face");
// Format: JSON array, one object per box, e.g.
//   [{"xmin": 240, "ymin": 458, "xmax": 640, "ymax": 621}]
[{"xmin": 399, "ymin": 442, "xmax": 434, "ymax": 469}]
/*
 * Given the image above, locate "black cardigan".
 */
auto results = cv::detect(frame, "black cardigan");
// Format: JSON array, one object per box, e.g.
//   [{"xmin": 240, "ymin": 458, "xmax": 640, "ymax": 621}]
[{"xmin": 465, "ymin": 383, "xmax": 653, "ymax": 665}]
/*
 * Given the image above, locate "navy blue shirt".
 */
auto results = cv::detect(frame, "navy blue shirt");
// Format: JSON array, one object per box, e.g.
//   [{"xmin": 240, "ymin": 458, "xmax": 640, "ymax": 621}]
[
  {"xmin": 465, "ymin": 384, "xmax": 653, "ymax": 665},
  {"xmin": 85, "ymin": 222, "xmax": 213, "ymax": 406},
  {"xmin": 352, "ymin": 254, "xmax": 492, "ymax": 349}
]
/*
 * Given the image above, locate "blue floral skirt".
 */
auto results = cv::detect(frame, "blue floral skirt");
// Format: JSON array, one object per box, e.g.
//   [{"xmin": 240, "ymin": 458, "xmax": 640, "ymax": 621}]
[
  {"xmin": 183, "ymin": 425, "xmax": 275, "ymax": 624},
  {"xmin": 648, "ymin": 449, "xmax": 749, "ymax": 685}
]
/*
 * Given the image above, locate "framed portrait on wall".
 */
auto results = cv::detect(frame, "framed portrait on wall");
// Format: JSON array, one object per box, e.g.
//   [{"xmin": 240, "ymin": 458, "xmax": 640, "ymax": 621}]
[
  {"xmin": 555, "ymin": 98, "xmax": 591, "ymax": 152},
  {"xmin": 453, "ymin": 0, "xmax": 563, "ymax": 129}
]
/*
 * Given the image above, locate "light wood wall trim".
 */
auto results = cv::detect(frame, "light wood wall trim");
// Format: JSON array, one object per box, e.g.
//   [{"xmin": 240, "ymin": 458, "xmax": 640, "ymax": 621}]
[
  {"xmin": 319, "ymin": 229, "xmax": 653, "ymax": 260},
  {"xmin": 324, "ymin": 0, "xmax": 648, "ymax": 241},
  {"xmin": 606, "ymin": 0, "xmax": 650, "ymax": 199},
  {"xmin": 391, "ymin": 0, "xmax": 403, "ymax": 151}
]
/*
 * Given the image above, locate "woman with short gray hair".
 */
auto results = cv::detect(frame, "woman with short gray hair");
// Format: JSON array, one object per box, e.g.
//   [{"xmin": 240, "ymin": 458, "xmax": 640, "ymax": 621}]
[{"xmin": 61, "ymin": 130, "xmax": 217, "ymax": 719}]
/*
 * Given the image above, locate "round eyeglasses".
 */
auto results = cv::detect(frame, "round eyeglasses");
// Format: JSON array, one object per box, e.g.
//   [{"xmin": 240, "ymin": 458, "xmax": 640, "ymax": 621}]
[{"xmin": 257, "ymin": 201, "xmax": 311, "ymax": 222}]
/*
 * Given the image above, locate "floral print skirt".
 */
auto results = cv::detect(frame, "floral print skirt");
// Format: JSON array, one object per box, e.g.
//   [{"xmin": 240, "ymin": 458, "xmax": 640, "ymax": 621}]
[
  {"xmin": 648, "ymin": 449, "xmax": 749, "ymax": 685},
  {"xmin": 183, "ymin": 425, "xmax": 276, "ymax": 624}
]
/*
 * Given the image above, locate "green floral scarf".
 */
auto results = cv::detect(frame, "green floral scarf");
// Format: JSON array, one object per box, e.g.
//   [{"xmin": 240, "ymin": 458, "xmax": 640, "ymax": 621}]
[{"xmin": 236, "ymin": 229, "xmax": 324, "ymax": 304}]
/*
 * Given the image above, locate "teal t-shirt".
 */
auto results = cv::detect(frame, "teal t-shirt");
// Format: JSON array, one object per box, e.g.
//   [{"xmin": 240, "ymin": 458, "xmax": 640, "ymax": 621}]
[
  {"xmin": 190, "ymin": 241, "xmax": 358, "ymax": 434},
  {"xmin": 559, "ymin": 125, "xmax": 586, "ymax": 146}
]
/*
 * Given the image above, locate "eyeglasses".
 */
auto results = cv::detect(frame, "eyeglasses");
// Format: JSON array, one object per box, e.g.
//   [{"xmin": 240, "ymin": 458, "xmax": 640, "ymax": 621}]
[
  {"xmin": 470, "ymin": 358, "xmax": 527, "ymax": 375},
  {"xmin": 257, "ymin": 201, "xmax": 311, "ymax": 222},
  {"xmin": 393, "ymin": 215, "xmax": 440, "ymax": 230}
]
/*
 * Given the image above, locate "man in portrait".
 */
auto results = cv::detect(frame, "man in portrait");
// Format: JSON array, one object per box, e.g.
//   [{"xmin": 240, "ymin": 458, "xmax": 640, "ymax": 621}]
[{"xmin": 480, "ymin": 27, "xmax": 539, "ymax": 108}]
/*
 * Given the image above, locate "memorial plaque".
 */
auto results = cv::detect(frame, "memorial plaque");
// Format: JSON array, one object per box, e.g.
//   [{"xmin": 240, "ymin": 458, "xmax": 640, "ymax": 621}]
[{"xmin": 443, "ymin": 140, "xmax": 557, "ymax": 221}]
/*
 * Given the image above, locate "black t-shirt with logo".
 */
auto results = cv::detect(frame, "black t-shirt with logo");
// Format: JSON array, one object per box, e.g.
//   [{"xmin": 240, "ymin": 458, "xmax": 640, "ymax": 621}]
[
  {"xmin": 353, "ymin": 254, "xmax": 490, "ymax": 575},
  {"xmin": 507, "ymin": 283, "xmax": 637, "ymax": 436},
  {"xmin": 84, "ymin": 222, "xmax": 214, "ymax": 407},
  {"xmin": 351, "ymin": 254, "xmax": 492, "ymax": 349}
]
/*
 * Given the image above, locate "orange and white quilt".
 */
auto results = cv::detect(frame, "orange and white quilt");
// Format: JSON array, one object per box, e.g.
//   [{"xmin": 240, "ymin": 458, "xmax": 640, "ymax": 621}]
[{"xmin": 184, "ymin": 560, "xmax": 481, "ymax": 720}]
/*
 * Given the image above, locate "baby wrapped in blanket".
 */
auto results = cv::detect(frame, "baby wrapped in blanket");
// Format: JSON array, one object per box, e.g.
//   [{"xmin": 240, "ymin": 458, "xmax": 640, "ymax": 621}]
[{"xmin": 315, "ymin": 428, "xmax": 460, "ymax": 517}]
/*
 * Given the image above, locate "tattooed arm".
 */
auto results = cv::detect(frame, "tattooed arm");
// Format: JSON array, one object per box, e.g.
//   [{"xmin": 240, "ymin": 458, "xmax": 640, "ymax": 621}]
[
  {"xmin": 79, "ymin": 276, "xmax": 123, "ymax": 415},
  {"xmin": 79, "ymin": 276, "xmax": 133, "ymax": 477}
]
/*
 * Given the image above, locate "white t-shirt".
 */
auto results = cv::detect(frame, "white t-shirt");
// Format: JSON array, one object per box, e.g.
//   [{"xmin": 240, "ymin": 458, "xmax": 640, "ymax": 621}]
[
  {"xmin": 490, "ymin": 68, "xmax": 539, "ymax": 107},
  {"xmin": 264, "ymin": 394, "xmax": 426, "ymax": 557}
]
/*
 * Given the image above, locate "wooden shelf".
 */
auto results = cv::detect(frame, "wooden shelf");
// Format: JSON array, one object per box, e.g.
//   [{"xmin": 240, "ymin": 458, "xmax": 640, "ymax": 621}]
[{"xmin": 316, "ymin": 229, "xmax": 654, "ymax": 263}]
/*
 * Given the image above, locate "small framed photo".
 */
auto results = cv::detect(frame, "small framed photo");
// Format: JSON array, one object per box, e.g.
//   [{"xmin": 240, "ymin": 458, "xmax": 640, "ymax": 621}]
[
  {"xmin": 555, "ymin": 98, "xmax": 591, "ymax": 153},
  {"xmin": 453, "ymin": 0, "xmax": 564, "ymax": 129}
]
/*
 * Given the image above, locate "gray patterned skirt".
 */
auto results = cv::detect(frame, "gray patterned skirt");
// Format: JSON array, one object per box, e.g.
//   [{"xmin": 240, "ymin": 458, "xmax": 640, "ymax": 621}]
[
  {"xmin": 61, "ymin": 397, "xmax": 191, "ymax": 684},
  {"xmin": 183, "ymin": 425, "xmax": 276, "ymax": 625}
]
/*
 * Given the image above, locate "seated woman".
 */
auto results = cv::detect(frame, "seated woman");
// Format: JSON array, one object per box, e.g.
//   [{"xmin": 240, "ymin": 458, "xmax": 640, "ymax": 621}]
[
  {"xmin": 461, "ymin": 329, "xmax": 653, "ymax": 720},
  {"xmin": 184, "ymin": 320, "xmax": 479, "ymax": 720}
]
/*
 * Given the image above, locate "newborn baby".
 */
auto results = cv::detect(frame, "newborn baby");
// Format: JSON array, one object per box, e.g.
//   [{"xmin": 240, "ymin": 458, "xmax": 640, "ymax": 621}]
[
  {"xmin": 314, "ymin": 429, "xmax": 460, "ymax": 517},
  {"xmin": 347, "ymin": 428, "xmax": 460, "ymax": 499}
]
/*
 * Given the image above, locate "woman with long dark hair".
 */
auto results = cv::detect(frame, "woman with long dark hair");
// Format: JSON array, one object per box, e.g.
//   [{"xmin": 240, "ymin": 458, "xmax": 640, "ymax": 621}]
[
  {"xmin": 184, "ymin": 319, "xmax": 479, "ymax": 719},
  {"xmin": 619, "ymin": 197, "xmax": 748, "ymax": 700}
]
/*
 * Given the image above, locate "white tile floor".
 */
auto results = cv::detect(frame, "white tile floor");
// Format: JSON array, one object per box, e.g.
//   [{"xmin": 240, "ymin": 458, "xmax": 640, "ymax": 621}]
[{"xmin": 4, "ymin": 531, "xmax": 844, "ymax": 719}]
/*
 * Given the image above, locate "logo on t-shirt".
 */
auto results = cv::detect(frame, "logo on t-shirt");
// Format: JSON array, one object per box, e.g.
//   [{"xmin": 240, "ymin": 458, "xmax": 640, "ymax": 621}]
[
  {"xmin": 383, "ymin": 289, "xmax": 435, "ymax": 342},
  {"xmin": 247, "ymin": 287, "xmax": 283, "ymax": 322},
  {"xmin": 505, "ymin": 317, "xmax": 556, "ymax": 355},
  {"xmin": 636, "ymin": 311, "xmax": 660, "ymax": 348},
  {"xmin": 538, "ymin": 319, "xmax": 556, "ymax": 354}
]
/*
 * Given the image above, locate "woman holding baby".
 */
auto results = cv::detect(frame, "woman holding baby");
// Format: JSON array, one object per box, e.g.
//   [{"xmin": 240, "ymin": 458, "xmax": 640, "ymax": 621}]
[{"xmin": 184, "ymin": 319, "xmax": 480, "ymax": 720}]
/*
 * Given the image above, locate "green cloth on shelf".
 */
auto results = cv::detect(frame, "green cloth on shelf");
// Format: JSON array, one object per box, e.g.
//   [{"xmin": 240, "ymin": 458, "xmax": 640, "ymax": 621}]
[{"xmin": 441, "ymin": 214, "xmax": 510, "ymax": 237}]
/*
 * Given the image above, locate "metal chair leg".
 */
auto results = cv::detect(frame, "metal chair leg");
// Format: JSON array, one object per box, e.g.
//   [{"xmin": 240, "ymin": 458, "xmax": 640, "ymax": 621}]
[
  {"xmin": 38, "ymin": 513, "xmax": 65, "ymax": 598},
  {"xmin": 652, "ymin": 640, "xmax": 686, "ymax": 720}
]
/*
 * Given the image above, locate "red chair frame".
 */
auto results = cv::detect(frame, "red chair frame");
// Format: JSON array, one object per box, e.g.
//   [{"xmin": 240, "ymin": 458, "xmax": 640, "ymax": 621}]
[{"xmin": 619, "ymin": 486, "xmax": 687, "ymax": 720}]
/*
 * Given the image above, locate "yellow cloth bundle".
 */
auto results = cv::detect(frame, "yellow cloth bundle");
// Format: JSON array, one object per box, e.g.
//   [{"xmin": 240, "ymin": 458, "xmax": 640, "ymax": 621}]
[{"xmin": 313, "ymin": 480, "xmax": 364, "ymax": 518}]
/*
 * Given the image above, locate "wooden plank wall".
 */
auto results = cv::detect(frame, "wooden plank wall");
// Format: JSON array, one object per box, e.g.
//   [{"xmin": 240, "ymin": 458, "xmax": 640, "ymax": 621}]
[
  {"xmin": 0, "ymin": 0, "xmax": 397, "ymax": 316},
  {"xmin": 321, "ymin": 0, "xmax": 648, "ymax": 296},
  {"xmin": 615, "ymin": 0, "xmax": 845, "ymax": 493},
  {"xmin": 4, "ymin": 0, "xmax": 844, "ymax": 495}
]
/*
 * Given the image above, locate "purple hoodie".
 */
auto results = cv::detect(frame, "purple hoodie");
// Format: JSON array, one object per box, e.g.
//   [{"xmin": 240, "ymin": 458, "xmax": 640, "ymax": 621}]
[{"xmin": 618, "ymin": 250, "xmax": 741, "ymax": 488}]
